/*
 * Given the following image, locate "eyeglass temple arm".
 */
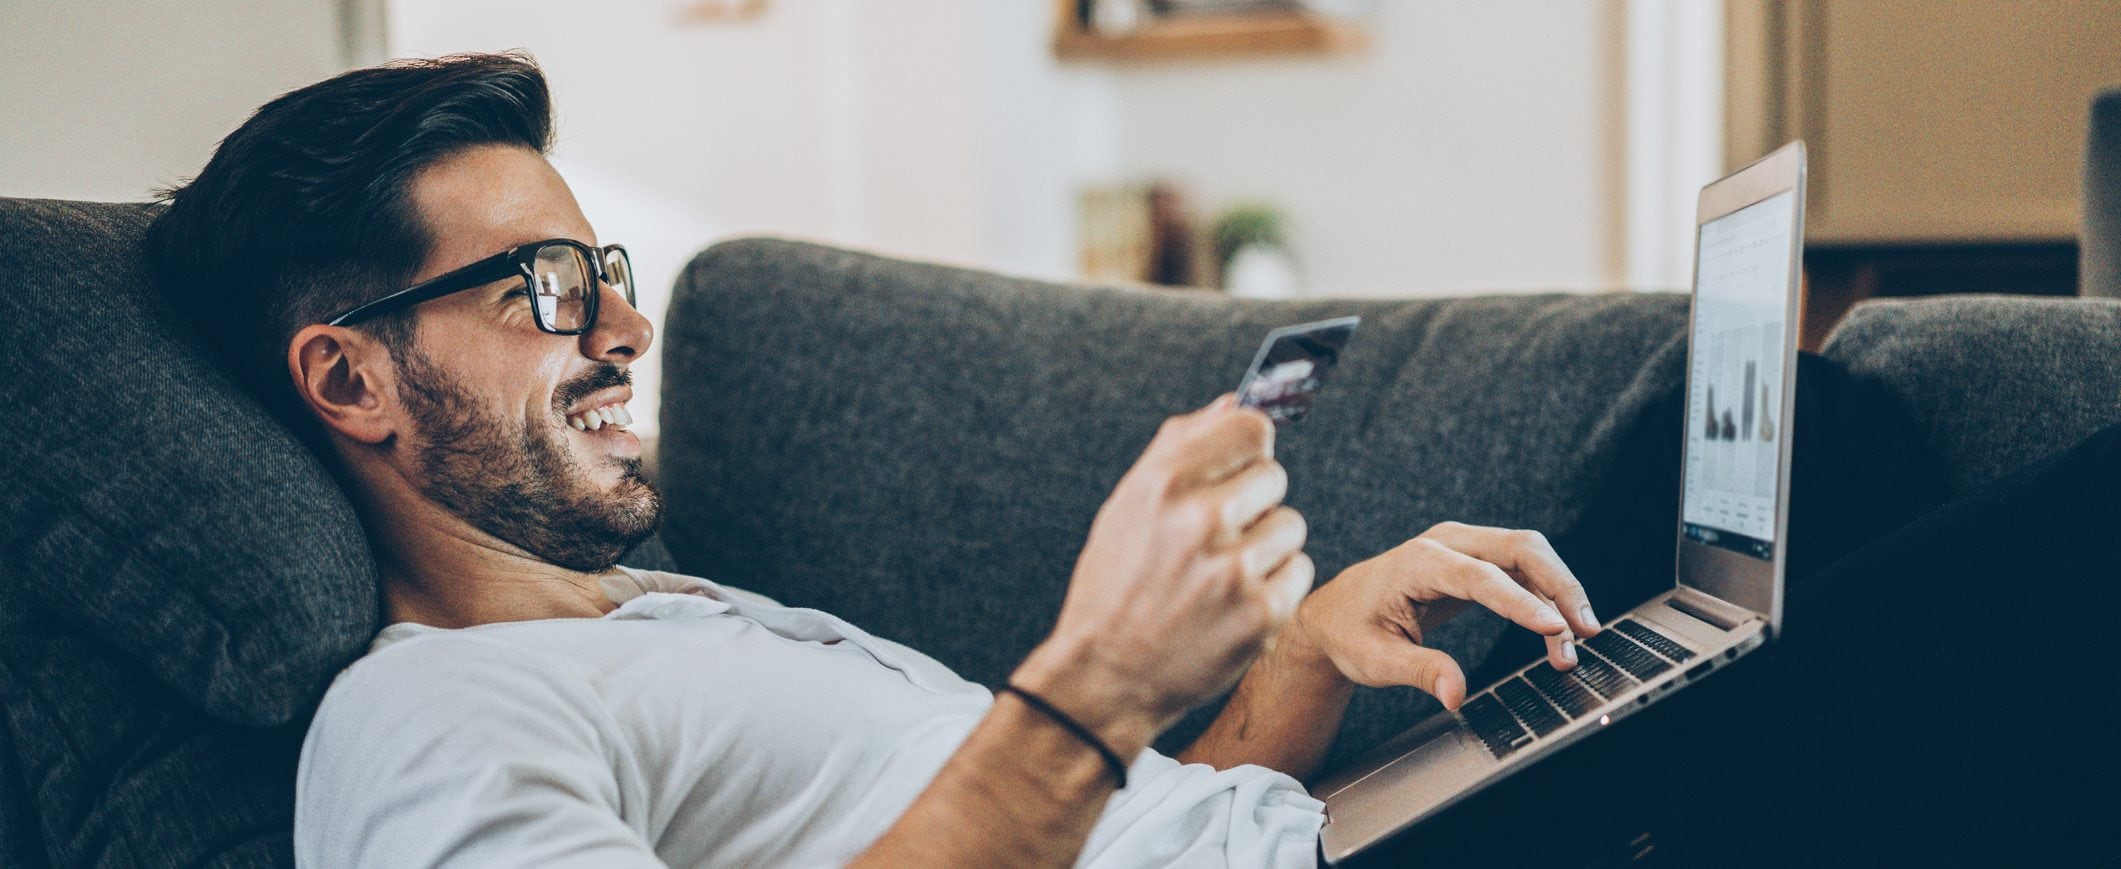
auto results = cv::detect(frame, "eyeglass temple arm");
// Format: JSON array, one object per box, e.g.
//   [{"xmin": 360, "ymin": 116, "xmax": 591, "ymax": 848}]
[{"xmin": 325, "ymin": 251, "xmax": 526, "ymax": 327}]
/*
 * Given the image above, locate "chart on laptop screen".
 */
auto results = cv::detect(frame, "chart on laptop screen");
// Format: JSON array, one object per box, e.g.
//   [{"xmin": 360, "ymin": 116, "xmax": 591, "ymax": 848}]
[{"xmin": 1682, "ymin": 190, "xmax": 1796, "ymax": 560}]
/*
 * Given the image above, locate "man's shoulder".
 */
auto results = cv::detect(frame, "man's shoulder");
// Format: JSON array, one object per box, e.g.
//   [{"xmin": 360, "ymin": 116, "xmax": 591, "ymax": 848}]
[{"xmin": 320, "ymin": 622, "xmax": 608, "ymax": 722}]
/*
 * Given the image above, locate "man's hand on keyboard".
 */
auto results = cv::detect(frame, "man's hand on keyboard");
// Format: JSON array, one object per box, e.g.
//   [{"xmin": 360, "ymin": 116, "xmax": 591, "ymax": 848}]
[{"xmin": 1282, "ymin": 522, "xmax": 1602, "ymax": 710}]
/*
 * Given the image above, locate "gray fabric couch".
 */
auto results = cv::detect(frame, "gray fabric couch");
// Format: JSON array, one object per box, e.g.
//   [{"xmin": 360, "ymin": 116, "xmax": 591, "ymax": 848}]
[
  {"xmin": 2, "ymin": 198, "xmax": 2118, "ymax": 867},
  {"xmin": 656, "ymin": 239, "xmax": 2121, "ymax": 766}
]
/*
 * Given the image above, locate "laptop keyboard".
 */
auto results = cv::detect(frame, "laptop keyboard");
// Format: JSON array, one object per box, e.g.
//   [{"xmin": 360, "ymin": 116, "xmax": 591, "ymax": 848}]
[
  {"xmin": 1524, "ymin": 660, "xmax": 1602, "ymax": 715},
  {"xmin": 1495, "ymin": 677, "xmax": 1568, "ymax": 737},
  {"xmin": 1566, "ymin": 648, "xmax": 1637, "ymax": 699},
  {"xmin": 1614, "ymin": 619, "xmax": 1696, "ymax": 662},
  {"xmin": 1583, "ymin": 628, "xmax": 1674, "ymax": 680},
  {"xmin": 1460, "ymin": 618, "xmax": 1693, "ymax": 758}
]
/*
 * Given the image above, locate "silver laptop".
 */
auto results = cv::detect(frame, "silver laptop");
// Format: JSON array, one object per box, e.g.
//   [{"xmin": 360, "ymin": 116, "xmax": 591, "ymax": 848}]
[{"xmin": 1316, "ymin": 141, "xmax": 1808, "ymax": 863}]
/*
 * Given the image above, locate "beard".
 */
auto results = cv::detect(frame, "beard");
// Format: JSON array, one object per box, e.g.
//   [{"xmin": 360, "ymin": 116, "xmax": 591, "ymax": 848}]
[{"xmin": 393, "ymin": 348, "xmax": 663, "ymax": 572}]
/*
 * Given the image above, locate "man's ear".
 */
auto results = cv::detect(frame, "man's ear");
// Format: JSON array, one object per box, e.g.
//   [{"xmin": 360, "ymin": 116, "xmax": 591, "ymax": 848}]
[{"xmin": 287, "ymin": 324, "xmax": 399, "ymax": 446}]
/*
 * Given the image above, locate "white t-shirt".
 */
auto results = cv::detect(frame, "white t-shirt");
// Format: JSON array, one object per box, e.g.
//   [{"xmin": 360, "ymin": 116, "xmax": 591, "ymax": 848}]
[{"xmin": 294, "ymin": 567, "xmax": 1325, "ymax": 867}]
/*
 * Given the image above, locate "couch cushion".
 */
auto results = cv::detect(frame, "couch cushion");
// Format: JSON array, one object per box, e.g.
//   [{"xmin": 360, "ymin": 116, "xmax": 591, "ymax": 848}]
[
  {"xmin": 0, "ymin": 198, "xmax": 380, "ymax": 727},
  {"xmin": 0, "ymin": 197, "xmax": 382, "ymax": 867},
  {"xmin": 1822, "ymin": 295, "xmax": 2121, "ymax": 496},
  {"xmin": 658, "ymin": 238, "xmax": 1689, "ymax": 765},
  {"xmin": 0, "ymin": 617, "xmax": 302, "ymax": 868},
  {"xmin": 0, "ymin": 708, "xmax": 41, "ymax": 868}
]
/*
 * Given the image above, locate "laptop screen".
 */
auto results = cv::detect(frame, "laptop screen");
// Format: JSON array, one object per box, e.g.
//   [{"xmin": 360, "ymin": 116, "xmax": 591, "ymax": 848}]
[{"xmin": 1679, "ymin": 190, "xmax": 1797, "ymax": 561}]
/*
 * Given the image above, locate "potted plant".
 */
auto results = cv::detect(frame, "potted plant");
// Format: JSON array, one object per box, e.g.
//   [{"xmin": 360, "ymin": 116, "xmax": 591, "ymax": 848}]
[{"xmin": 1212, "ymin": 203, "xmax": 1299, "ymax": 298}]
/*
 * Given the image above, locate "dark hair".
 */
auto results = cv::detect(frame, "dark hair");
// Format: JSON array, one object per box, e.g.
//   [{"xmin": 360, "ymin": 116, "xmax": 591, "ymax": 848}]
[{"xmin": 144, "ymin": 52, "xmax": 554, "ymax": 430}]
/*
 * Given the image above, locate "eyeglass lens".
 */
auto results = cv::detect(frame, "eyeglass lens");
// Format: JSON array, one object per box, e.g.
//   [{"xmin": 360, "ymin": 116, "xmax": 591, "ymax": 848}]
[
  {"xmin": 527, "ymin": 243, "xmax": 635, "ymax": 333},
  {"xmin": 603, "ymin": 247, "xmax": 635, "ymax": 306},
  {"xmin": 531, "ymin": 244, "xmax": 595, "ymax": 331}
]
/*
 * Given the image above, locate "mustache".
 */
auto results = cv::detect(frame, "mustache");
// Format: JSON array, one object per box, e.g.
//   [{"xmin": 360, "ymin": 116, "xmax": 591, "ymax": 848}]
[{"xmin": 552, "ymin": 363, "xmax": 632, "ymax": 413}]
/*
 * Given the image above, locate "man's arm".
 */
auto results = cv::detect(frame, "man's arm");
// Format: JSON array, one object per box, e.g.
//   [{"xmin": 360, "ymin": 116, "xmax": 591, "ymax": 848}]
[
  {"xmin": 852, "ymin": 643, "xmax": 1158, "ymax": 867},
  {"xmin": 1176, "ymin": 616, "xmax": 1351, "ymax": 783},
  {"xmin": 857, "ymin": 396, "xmax": 1312, "ymax": 866},
  {"xmin": 1181, "ymin": 523, "xmax": 1604, "ymax": 783}
]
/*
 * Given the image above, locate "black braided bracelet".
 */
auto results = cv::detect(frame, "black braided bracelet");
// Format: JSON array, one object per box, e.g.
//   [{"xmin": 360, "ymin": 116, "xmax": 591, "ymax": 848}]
[{"xmin": 998, "ymin": 684, "xmax": 1129, "ymax": 790}]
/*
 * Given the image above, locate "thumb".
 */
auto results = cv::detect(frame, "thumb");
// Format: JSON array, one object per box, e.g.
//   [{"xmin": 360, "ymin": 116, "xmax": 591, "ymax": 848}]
[{"xmin": 1366, "ymin": 637, "xmax": 1468, "ymax": 710}]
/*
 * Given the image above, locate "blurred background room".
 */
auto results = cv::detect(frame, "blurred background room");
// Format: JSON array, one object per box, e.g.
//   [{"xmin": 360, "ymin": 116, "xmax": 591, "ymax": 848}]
[{"xmin": 5, "ymin": 0, "xmax": 2118, "ymax": 441}]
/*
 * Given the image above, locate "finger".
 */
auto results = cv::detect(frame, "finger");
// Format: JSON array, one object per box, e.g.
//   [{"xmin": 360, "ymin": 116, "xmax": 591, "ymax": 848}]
[
  {"xmin": 1198, "ymin": 461, "xmax": 1289, "ymax": 547},
  {"xmin": 1231, "ymin": 506, "xmax": 1306, "ymax": 583},
  {"xmin": 1185, "ymin": 392, "xmax": 1237, "ymax": 417},
  {"xmin": 1545, "ymin": 631, "xmax": 1576, "ymax": 670},
  {"xmin": 1171, "ymin": 392, "xmax": 1239, "ymax": 433},
  {"xmin": 1423, "ymin": 523, "xmax": 1599, "ymax": 636},
  {"xmin": 1537, "ymin": 596, "xmax": 1579, "ymax": 670},
  {"xmin": 1172, "ymin": 406, "xmax": 1275, "ymax": 488},
  {"xmin": 1418, "ymin": 542, "xmax": 1568, "ymax": 637},
  {"xmin": 1360, "ymin": 631, "xmax": 1469, "ymax": 710},
  {"xmin": 1503, "ymin": 570, "xmax": 1578, "ymax": 670},
  {"xmin": 1260, "ymin": 551, "xmax": 1315, "ymax": 626},
  {"xmin": 1145, "ymin": 394, "xmax": 1239, "ymax": 456}
]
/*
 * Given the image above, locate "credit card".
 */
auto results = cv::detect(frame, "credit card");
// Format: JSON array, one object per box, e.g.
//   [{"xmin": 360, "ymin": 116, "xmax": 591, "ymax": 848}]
[{"xmin": 1235, "ymin": 316, "xmax": 1360, "ymax": 425}]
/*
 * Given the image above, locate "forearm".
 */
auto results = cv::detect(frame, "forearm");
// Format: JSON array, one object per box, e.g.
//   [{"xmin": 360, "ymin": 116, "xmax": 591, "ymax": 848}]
[
  {"xmin": 1178, "ymin": 628, "xmax": 1353, "ymax": 784},
  {"xmin": 853, "ymin": 645, "xmax": 1157, "ymax": 868}
]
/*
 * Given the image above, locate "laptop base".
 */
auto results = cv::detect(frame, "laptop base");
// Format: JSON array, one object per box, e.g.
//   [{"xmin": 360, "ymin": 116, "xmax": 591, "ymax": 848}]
[{"xmin": 1317, "ymin": 589, "xmax": 1767, "ymax": 863}]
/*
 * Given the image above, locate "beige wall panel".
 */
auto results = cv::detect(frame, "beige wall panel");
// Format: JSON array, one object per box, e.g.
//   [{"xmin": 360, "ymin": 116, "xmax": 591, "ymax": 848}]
[{"xmin": 1783, "ymin": 0, "xmax": 2121, "ymax": 243}]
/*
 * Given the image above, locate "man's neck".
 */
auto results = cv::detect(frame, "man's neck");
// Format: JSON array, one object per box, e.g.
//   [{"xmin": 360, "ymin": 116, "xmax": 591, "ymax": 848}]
[{"xmin": 359, "ymin": 477, "xmax": 618, "ymax": 630}]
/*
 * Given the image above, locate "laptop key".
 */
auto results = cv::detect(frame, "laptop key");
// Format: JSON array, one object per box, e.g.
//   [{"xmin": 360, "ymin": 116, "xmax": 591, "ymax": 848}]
[
  {"xmin": 1570, "ymin": 649, "xmax": 1639, "ymax": 699},
  {"xmin": 1525, "ymin": 663, "xmax": 1602, "ymax": 718},
  {"xmin": 1614, "ymin": 619, "xmax": 1695, "ymax": 662},
  {"xmin": 1584, "ymin": 629, "xmax": 1673, "ymax": 680},
  {"xmin": 1495, "ymin": 677, "xmax": 1567, "ymax": 737},
  {"xmin": 1460, "ymin": 693, "xmax": 1530, "ymax": 757}
]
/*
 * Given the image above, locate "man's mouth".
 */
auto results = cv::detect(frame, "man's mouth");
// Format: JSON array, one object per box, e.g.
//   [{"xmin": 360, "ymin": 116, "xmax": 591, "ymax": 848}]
[{"xmin": 565, "ymin": 402, "xmax": 635, "ymax": 432}]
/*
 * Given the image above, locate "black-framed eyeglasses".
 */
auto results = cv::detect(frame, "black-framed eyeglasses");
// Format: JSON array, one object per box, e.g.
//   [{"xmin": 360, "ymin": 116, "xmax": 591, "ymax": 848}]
[{"xmin": 326, "ymin": 238, "xmax": 635, "ymax": 335}]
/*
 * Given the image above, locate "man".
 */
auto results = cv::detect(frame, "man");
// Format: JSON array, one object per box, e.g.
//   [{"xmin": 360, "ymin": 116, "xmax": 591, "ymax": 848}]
[{"xmin": 147, "ymin": 54, "xmax": 1598, "ymax": 866}]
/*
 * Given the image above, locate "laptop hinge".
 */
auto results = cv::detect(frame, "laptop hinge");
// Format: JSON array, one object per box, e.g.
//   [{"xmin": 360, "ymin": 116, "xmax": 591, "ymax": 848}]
[{"xmin": 1668, "ymin": 587, "xmax": 1751, "ymax": 632}]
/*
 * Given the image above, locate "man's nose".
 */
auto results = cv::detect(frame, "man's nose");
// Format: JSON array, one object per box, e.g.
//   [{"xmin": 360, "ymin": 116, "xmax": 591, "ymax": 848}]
[{"xmin": 582, "ymin": 281, "xmax": 653, "ymax": 363}]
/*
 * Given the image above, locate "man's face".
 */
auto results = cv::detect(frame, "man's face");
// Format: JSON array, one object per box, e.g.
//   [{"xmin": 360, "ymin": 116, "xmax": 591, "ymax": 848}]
[{"xmin": 385, "ymin": 144, "xmax": 660, "ymax": 571}]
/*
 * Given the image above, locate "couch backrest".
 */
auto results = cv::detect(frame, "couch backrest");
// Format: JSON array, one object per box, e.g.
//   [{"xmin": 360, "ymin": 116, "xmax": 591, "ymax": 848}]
[
  {"xmin": 1823, "ymin": 295, "xmax": 2121, "ymax": 496},
  {"xmin": 0, "ymin": 197, "xmax": 379, "ymax": 868},
  {"xmin": 659, "ymin": 239, "xmax": 2121, "ymax": 770},
  {"xmin": 657, "ymin": 238, "xmax": 1692, "ymax": 764}
]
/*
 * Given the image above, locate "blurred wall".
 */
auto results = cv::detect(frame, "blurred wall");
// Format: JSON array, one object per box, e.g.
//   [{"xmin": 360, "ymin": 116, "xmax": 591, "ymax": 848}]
[
  {"xmin": 1727, "ymin": 0, "xmax": 2121, "ymax": 244},
  {"xmin": 387, "ymin": 1, "xmax": 1696, "ymax": 308},
  {"xmin": 385, "ymin": 0, "xmax": 1122, "ymax": 437},
  {"xmin": 2, "ymin": 0, "xmax": 1712, "ymax": 435},
  {"xmin": 1107, "ymin": 2, "xmax": 1636, "ymax": 296},
  {"xmin": 0, "ymin": 0, "xmax": 350, "ymax": 201}
]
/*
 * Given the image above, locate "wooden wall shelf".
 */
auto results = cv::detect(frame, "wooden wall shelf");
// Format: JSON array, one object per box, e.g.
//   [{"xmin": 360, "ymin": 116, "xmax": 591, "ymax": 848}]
[{"xmin": 1054, "ymin": 9, "xmax": 1367, "ymax": 62}]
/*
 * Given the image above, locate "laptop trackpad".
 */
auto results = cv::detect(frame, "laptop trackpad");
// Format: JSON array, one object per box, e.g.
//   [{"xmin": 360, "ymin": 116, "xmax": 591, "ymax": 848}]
[{"xmin": 1321, "ymin": 720, "xmax": 1492, "ymax": 855}]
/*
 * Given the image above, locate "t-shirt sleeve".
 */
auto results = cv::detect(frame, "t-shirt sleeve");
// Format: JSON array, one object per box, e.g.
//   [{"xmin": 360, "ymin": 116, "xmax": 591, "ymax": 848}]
[{"xmin": 294, "ymin": 635, "xmax": 663, "ymax": 868}]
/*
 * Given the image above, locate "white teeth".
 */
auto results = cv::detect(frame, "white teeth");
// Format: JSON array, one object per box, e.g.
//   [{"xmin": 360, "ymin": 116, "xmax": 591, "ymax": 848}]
[{"xmin": 565, "ymin": 403, "xmax": 632, "ymax": 432}]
